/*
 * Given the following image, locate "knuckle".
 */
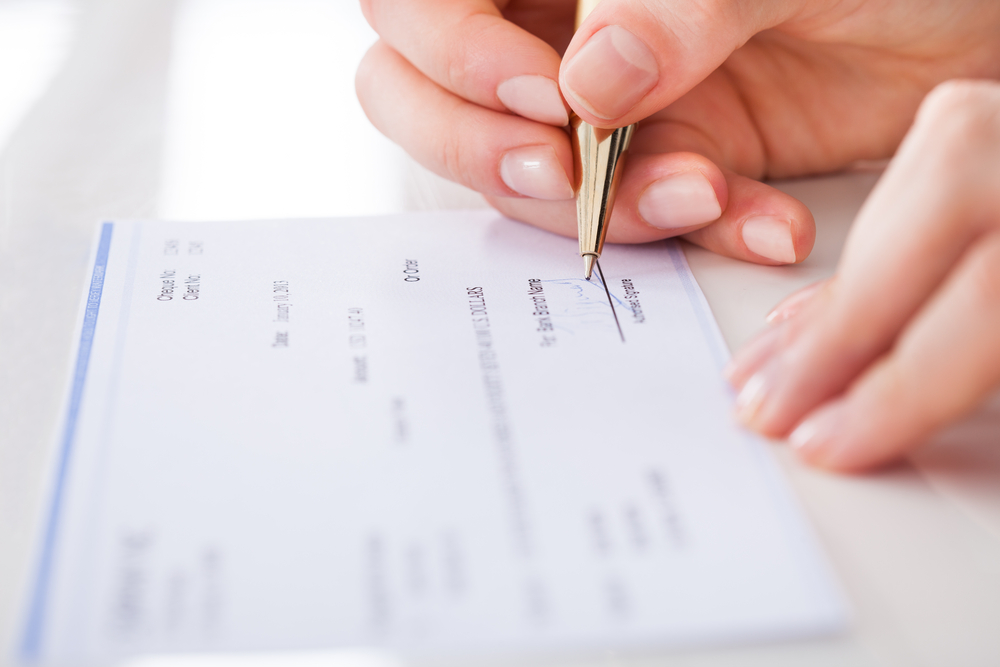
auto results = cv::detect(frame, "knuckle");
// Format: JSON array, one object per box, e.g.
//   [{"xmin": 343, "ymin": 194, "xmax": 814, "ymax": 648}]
[
  {"xmin": 443, "ymin": 49, "xmax": 474, "ymax": 95},
  {"xmin": 965, "ymin": 234, "xmax": 1000, "ymax": 305},
  {"xmin": 354, "ymin": 43, "xmax": 384, "ymax": 119},
  {"xmin": 921, "ymin": 80, "xmax": 997, "ymax": 117},
  {"xmin": 881, "ymin": 349, "xmax": 950, "ymax": 436},
  {"xmin": 438, "ymin": 137, "xmax": 464, "ymax": 185},
  {"xmin": 906, "ymin": 81, "xmax": 1000, "ymax": 195},
  {"xmin": 435, "ymin": 104, "xmax": 474, "ymax": 184},
  {"xmin": 917, "ymin": 80, "xmax": 1000, "ymax": 151},
  {"xmin": 358, "ymin": 0, "xmax": 378, "ymax": 30},
  {"xmin": 353, "ymin": 41, "xmax": 395, "ymax": 121},
  {"xmin": 354, "ymin": 45, "xmax": 377, "ymax": 102},
  {"xmin": 439, "ymin": 15, "xmax": 493, "ymax": 93}
]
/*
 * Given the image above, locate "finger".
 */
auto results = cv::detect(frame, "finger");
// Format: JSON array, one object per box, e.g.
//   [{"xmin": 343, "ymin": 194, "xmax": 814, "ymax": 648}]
[
  {"xmin": 725, "ymin": 280, "xmax": 830, "ymax": 393},
  {"xmin": 631, "ymin": 75, "xmax": 814, "ymax": 263},
  {"xmin": 790, "ymin": 232, "xmax": 1000, "ymax": 471},
  {"xmin": 766, "ymin": 279, "xmax": 829, "ymax": 324},
  {"xmin": 734, "ymin": 80, "xmax": 1000, "ymax": 437},
  {"xmin": 357, "ymin": 41, "xmax": 574, "ymax": 200},
  {"xmin": 491, "ymin": 73, "xmax": 816, "ymax": 261},
  {"xmin": 558, "ymin": 0, "xmax": 797, "ymax": 126},
  {"xmin": 723, "ymin": 322, "xmax": 785, "ymax": 389},
  {"xmin": 489, "ymin": 145, "xmax": 814, "ymax": 265},
  {"xmin": 680, "ymin": 169, "xmax": 815, "ymax": 264},
  {"xmin": 361, "ymin": 0, "xmax": 568, "ymax": 125},
  {"xmin": 487, "ymin": 149, "xmax": 726, "ymax": 238}
]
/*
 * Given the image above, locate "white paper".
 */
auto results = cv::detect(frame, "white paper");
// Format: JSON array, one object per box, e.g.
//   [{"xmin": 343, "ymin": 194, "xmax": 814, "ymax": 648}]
[{"xmin": 18, "ymin": 212, "xmax": 844, "ymax": 666}]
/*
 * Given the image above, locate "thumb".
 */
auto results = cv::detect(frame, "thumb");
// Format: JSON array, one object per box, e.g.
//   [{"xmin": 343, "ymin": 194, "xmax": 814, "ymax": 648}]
[{"xmin": 559, "ymin": 0, "xmax": 794, "ymax": 126}]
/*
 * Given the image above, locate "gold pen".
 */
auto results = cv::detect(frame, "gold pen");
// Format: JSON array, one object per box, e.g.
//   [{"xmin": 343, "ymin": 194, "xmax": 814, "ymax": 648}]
[{"xmin": 571, "ymin": 0, "xmax": 636, "ymax": 279}]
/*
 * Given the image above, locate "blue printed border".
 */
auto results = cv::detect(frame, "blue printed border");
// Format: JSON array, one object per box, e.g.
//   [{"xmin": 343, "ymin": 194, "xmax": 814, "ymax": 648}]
[{"xmin": 20, "ymin": 223, "xmax": 114, "ymax": 662}]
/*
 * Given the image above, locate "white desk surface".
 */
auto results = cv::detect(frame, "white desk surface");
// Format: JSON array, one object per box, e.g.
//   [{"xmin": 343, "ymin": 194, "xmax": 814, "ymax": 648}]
[{"xmin": 1, "ymin": 1, "xmax": 998, "ymax": 666}]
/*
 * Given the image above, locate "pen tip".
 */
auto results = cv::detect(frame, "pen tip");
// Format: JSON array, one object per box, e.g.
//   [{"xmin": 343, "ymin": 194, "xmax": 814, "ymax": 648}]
[{"xmin": 583, "ymin": 255, "xmax": 595, "ymax": 280}]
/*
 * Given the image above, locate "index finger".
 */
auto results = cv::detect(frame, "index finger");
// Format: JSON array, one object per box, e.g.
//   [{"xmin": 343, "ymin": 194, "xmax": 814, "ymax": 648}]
[{"xmin": 361, "ymin": 0, "xmax": 569, "ymax": 125}]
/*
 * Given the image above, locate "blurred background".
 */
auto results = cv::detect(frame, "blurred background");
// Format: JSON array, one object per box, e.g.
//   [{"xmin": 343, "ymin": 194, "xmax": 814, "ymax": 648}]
[{"xmin": 0, "ymin": 0, "xmax": 489, "ymax": 222}]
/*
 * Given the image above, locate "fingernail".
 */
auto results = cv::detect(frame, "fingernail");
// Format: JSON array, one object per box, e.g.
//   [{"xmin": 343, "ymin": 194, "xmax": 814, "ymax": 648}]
[
  {"xmin": 638, "ymin": 171, "xmax": 722, "ymax": 230},
  {"xmin": 789, "ymin": 402, "xmax": 847, "ymax": 462},
  {"xmin": 734, "ymin": 371, "xmax": 769, "ymax": 424},
  {"xmin": 724, "ymin": 324, "xmax": 783, "ymax": 388},
  {"xmin": 766, "ymin": 281, "xmax": 824, "ymax": 324},
  {"xmin": 562, "ymin": 25, "xmax": 658, "ymax": 120},
  {"xmin": 500, "ymin": 145, "xmax": 574, "ymax": 200},
  {"xmin": 497, "ymin": 75, "xmax": 569, "ymax": 126},
  {"xmin": 742, "ymin": 216, "xmax": 797, "ymax": 263}
]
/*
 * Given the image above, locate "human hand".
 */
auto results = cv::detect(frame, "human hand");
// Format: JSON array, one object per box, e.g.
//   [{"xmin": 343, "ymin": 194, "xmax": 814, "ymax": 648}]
[
  {"xmin": 356, "ymin": 0, "xmax": 1000, "ymax": 264},
  {"xmin": 725, "ymin": 80, "xmax": 1000, "ymax": 471}
]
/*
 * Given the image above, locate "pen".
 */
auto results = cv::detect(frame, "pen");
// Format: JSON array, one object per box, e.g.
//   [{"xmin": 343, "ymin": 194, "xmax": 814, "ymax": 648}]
[{"xmin": 571, "ymin": 0, "xmax": 636, "ymax": 279}]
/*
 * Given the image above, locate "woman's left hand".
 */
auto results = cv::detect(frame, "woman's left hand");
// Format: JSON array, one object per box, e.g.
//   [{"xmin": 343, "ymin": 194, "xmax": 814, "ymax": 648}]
[{"xmin": 725, "ymin": 80, "xmax": 1000, "ymax": 471}]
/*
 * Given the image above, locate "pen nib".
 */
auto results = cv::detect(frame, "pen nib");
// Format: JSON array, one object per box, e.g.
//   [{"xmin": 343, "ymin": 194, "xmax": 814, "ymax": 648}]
[{"xmin": 583, "ymin": 255, "xmax": 596, "ymax": 280}]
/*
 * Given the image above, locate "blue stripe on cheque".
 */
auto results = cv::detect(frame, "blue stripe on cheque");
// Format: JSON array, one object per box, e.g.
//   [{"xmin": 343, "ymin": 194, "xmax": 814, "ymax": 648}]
[{"xmin": 20, "ymin": 222, "xmax": 114, "ymax": 662}]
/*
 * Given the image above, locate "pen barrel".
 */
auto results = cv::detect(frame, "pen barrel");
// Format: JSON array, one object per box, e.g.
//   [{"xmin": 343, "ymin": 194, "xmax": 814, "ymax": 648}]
[
  {"xmin": 571, "ymin": 116, "xmax": 635, "ymax": 259},
  {"xmin": 574, "ymin": 0, "xmax": 602, "ymax": 29}
]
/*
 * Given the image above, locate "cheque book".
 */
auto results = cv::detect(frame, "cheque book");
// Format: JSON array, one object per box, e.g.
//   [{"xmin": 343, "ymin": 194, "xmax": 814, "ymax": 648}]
[{"xmin": 18, "ymin": 211, "xmax": 845, "ymax": 666}]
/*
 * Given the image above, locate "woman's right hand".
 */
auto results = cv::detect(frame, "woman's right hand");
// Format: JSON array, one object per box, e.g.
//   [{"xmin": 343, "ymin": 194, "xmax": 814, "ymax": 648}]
[{"xmin": 356, "ymin": 0, "xmax": 1000, "ymax": 265}]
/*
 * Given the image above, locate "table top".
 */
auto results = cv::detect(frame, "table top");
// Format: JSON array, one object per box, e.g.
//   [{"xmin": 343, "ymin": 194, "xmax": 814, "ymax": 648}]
[{"xmin": 1, "ymin": 1, "xmax": 998, "ymax": 666}]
